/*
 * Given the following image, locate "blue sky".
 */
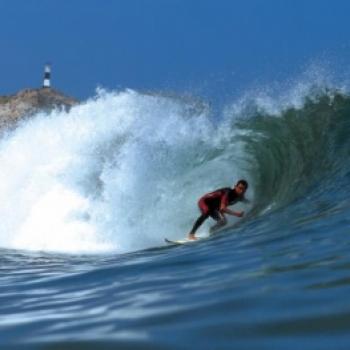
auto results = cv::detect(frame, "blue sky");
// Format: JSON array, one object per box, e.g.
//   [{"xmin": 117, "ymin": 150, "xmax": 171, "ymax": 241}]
[{"xmin": 1, "ymin": 0, "xmax": 350, "ymax": 100}]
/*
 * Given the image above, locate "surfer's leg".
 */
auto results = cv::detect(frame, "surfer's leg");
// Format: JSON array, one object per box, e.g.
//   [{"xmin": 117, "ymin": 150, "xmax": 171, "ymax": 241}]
[
  {"xmin": 188, "ymin": 213, "xmax": 209, "ymax": 239},
  {"xmin": 188, "ymin": 198, "xmax": 211, "ymax": 239},
  {"xmin": 209, "ymin": 211, "xmax": 227, "ymax": 234}
]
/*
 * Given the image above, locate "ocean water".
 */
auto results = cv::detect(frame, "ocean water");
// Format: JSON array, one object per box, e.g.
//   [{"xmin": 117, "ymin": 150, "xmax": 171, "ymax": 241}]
[{"xmin": 0, "ymin": 78, "xmax": 350, "ymax": 349}]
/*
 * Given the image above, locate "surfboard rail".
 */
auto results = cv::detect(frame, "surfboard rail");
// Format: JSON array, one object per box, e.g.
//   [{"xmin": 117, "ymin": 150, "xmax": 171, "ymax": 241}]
[{"xmin": 164, "ymin": 237, "xmax": 205, "ymax": 245}]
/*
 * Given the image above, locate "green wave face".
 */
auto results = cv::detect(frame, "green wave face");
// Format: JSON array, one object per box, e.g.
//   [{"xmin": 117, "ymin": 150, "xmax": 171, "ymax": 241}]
[{"xmin": 233, "ymin": 92, "xmax": 350, "ymax": 214}]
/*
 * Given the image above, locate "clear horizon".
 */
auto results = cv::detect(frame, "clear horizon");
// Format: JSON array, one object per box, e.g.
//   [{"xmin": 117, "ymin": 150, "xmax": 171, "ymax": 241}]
[{"xmin": 1, "ymin": 0, "xmax": 350, "ymax": 100}]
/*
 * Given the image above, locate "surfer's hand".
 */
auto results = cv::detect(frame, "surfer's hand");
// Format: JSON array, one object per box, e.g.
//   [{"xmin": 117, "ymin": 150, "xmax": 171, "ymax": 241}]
[{"xmin": 236, "ymin": 211, "xmax": 244, "ymax": 217}]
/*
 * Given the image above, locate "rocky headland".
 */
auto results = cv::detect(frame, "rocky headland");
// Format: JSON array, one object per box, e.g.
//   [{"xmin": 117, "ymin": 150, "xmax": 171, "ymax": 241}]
[{"xmin": 0, "ymin": 88, "xmax": 78, "ymax": 129}]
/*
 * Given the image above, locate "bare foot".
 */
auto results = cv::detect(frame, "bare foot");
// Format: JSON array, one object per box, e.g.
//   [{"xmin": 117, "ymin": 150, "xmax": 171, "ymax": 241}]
[{"xmin": 188, "ymin": 234, "xmax": 197, "ymax": 240}]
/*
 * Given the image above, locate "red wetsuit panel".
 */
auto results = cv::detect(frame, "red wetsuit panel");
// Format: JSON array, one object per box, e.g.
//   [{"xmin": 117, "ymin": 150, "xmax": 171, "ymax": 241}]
[{"xmin": 198, "ymin": 187, "xmax": 232, "ymax": 214}]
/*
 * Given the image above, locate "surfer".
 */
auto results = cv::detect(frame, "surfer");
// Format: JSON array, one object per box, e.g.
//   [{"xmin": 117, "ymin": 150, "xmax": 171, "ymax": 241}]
[{"xmin": 187, "ymin": 179, "xmax": 249, "ymax": 240}]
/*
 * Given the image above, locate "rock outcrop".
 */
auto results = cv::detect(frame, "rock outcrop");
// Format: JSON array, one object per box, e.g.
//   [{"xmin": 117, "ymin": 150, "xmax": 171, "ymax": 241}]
[{"xmin": 0, "ymin": 88, "xmax": 78, "ymax": 129}]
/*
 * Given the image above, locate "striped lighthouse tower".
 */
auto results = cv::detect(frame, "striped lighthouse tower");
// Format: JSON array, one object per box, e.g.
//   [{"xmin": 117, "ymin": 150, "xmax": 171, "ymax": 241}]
[{"xmin": 43, "ymin": 63, "xmax": 51, "ymax": 88}]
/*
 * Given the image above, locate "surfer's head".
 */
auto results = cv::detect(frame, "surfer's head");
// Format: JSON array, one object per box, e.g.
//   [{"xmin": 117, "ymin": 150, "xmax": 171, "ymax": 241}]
[{"xmin": 234, "ymin": 179, "xmax": 248, "ymax": 196}]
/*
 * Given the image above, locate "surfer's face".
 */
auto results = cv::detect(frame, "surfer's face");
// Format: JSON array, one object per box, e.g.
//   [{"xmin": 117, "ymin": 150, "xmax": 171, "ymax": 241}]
[{"xmin": 234, "ymin": 184, "xmax": 246, "ymax": 196}]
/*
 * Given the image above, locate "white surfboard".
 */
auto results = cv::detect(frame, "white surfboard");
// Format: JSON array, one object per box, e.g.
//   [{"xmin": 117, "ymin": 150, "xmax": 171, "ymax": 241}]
[{"xmin": 164, "ymin": 237, "xmax": 205, "ymax": 245}]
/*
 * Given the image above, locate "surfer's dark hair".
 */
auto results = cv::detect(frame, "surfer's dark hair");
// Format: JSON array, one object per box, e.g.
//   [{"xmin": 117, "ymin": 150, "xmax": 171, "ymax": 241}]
[{"xmin": 236, "ymin": 179, "xmax": 248, "ymax": 189}]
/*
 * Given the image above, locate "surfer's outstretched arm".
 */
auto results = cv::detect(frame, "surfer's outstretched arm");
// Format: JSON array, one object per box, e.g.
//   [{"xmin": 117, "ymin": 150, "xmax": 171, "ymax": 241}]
[
  {"xmin": 219, "ymin": 193, "xmax": 244, "ymax": 217},
  {"xmin": 221, "ymin": 207, "xmax": 244, "ymax": 217}
]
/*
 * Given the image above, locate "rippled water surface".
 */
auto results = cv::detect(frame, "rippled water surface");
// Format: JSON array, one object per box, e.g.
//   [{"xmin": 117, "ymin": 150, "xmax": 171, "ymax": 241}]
[{"xmin": 1, "ymin": 200, "xmax": 350, "ymax": 349}]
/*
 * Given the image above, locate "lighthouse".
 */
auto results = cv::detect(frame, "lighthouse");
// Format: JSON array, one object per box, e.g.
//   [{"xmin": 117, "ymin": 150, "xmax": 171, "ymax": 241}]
[{"xmin": 43, "ymin": 63, "xmax": 51, "ymax": 88}]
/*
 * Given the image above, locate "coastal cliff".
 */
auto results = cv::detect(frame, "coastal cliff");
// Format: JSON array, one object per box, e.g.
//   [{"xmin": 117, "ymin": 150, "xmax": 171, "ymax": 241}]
[{"xmin": 0, "ymin": 88, "xmax": 78, "ymax": 129}]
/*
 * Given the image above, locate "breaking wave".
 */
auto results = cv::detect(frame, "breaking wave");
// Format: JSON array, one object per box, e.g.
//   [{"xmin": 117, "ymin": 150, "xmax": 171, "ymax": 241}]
[{"xmin": 0, "ymin": 79, "xmax": 349, "ymax": 253}]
